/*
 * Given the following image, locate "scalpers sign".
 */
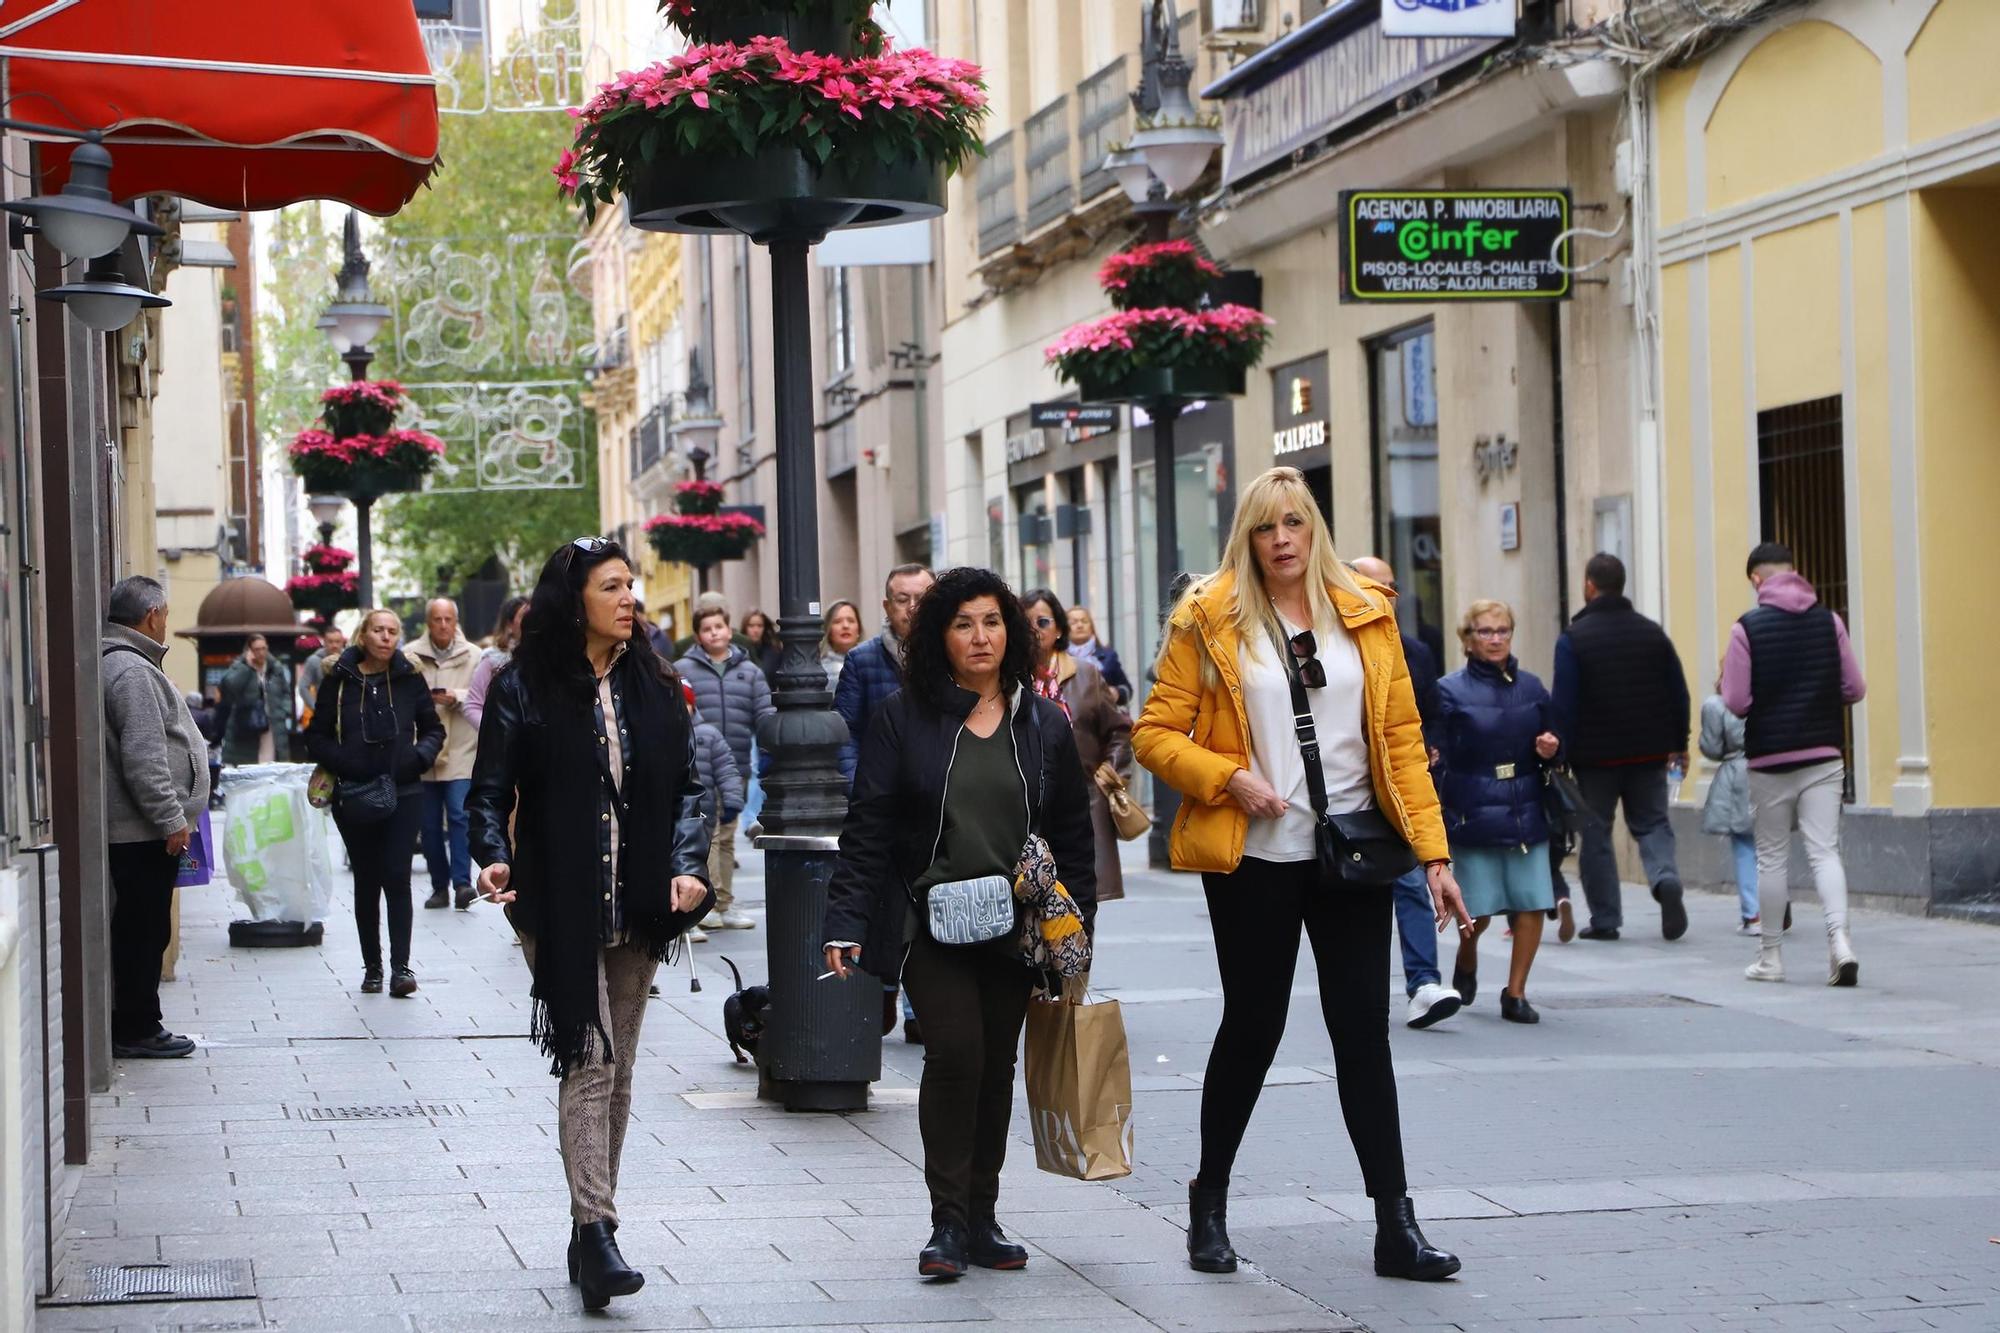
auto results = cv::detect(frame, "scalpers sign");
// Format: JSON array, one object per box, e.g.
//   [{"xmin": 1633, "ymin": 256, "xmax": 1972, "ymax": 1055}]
[{"xmin": 1218, "ymin": 22, "xmax": 1498, "ymax": 186}]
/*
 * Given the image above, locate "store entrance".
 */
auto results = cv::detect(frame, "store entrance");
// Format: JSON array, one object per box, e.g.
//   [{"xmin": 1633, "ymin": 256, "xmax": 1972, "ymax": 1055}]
[{"xmin": 1369, "ymin": 322, "xmax": 1447, "ymax": 670}]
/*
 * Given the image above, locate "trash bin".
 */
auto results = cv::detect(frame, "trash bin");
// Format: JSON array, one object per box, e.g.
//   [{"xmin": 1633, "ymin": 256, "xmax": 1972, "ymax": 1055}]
[{"xmin": 219, "ymin": 763, "xmax": 334, "ymax": 947}]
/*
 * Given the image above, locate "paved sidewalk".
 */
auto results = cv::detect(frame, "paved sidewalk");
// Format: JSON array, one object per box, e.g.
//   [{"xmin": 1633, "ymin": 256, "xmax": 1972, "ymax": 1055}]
[{"xmin": 40, "ymin": 822, "xmax": 2000, "ymax": 1332}]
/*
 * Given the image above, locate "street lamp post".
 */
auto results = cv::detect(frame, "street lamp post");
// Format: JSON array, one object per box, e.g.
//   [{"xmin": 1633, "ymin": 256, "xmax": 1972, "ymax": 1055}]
[
  {"xmin": 318, "ymin": 211, "xmax": 391, "ymax": 607},
  {"xmin": 1102, "ymin": 0, "xmax": 1224, "ymax": 867}
]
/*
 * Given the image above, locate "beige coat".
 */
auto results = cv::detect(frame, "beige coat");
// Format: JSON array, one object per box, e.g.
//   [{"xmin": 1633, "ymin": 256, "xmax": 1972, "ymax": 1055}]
[{"xmin": 404, "ymin": 631, "xmax": 480, "ymax": 781}]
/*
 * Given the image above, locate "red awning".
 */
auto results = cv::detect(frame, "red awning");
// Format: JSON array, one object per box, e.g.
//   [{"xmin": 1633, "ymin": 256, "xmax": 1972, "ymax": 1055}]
[{"xmin": 0, "ymin": 0, "xmax": 440, "ymax": 214}]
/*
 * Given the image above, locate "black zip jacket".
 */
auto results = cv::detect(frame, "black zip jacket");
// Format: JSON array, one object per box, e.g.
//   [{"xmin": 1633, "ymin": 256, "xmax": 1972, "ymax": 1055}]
[
  {"xmin": 303, "ymin": 649, "xmax": 444, "ymax": 797},
  {"xmin": 823, "ymin": 683, "xmax": 1098, "ymax": 984}
]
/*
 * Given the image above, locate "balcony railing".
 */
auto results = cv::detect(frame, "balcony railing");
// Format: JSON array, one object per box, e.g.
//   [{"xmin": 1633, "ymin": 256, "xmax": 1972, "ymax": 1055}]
[
  {"xmin": 1076, "ymin": 57, "xmax": 1130, "ymax": 202},
  {"xmin": 633, "ymin": 405, "xmax": 668, "ymax": 479},
  {"xmin": 1025, "ymin": 96, "xmax": 1073, "ymax": 231},
  {"xmin": 977, "ymin": 130, "xmax": 1020, "ymax": 256}
]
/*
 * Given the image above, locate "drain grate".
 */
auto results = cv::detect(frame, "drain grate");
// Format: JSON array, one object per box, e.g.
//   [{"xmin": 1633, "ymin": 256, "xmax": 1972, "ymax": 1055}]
[
  {"xmin": 296, "ymin": 1102, "xmax": 464, "ymax": 1121},
  {"xmin": 1542, "ymin": 993, "xmax": 1714, "ymax": 1010},
  {"xmin": 82, "ymin": 1259, "xmax": 255, "ymax": 1303}
]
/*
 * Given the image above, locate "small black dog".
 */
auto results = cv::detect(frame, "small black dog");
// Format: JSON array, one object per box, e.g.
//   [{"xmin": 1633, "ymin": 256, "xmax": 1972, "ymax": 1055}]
[{"xmin": 720, "ymin": 956, "xmax": 770, "ymax": 1065}]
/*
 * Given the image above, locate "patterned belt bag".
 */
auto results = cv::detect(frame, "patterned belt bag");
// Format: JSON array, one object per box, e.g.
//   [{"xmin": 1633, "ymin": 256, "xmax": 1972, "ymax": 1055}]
[{"xmin": 924, "ymin": 875, "xmax": 1017, "ymax": 945}]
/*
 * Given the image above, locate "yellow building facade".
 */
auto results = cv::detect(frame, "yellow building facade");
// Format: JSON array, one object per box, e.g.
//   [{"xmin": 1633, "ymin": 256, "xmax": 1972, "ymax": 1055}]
[{"xmin": 1652, "ymin": 0, "xmax": 2000, "ymax": 915}]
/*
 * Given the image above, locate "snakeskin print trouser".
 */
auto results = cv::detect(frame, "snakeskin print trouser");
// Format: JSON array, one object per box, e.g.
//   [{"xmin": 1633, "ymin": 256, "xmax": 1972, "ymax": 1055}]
[{"xmin": 519, "ymin": 937, "xmax": 660, "ymax": 1224}]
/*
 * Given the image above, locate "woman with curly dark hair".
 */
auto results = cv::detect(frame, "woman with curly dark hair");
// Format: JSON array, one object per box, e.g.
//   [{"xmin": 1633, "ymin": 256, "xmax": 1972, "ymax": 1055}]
[
  {"xmin": 822, "ymin": 567, "xmax": 1098, "ymax": 1281},
  {"xmin": 466, "ymin": 537, "xmax": 714, "ymax": 1311}
]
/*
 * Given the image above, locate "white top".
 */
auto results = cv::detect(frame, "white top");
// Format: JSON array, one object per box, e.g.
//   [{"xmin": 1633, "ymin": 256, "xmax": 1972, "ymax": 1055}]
[{"xmin": 1238, "ymin": 607, "xmax": 1374, "ymax": 863}]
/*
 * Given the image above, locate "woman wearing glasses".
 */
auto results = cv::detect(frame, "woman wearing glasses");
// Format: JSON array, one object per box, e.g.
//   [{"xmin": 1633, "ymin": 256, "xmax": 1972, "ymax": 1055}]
[
  {"xmin": 1134, "ymin": 466, "xmax": 1470, "ymax": 1282},
  {"xmin": 1434, "ymin": 600, "xmax": 1562, "ymax": 1024},
  {"xmin": 1022, "ymin": 587, "xmax": 1132, "ymax": 903},
  {"xmin": 467, "ymin": 537, "xmax": 713, "ymax": 1312}
]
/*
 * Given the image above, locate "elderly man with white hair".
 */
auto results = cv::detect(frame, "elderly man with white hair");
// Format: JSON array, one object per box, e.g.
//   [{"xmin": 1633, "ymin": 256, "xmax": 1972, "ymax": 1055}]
[{"xmin": 406, "ymin": 597, "xmax": 480, "ymax": 910}]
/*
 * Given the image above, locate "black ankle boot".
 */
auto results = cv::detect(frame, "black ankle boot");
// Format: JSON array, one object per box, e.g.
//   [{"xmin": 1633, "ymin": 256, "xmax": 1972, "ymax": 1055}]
[
  {"xmin": 918, "ymin": 1220, "xmax": 967, "ymax": 1279},
  {"xmin": 574, "ymin": 1220, "xmax": 643, "ymax": 1310},
  {"xmin": 1187, "ymin": 1180, "xmax": 1238, "ymax": 1273},
  {"xmin": 566, "ymin": 1223, "xmax": 578, "ymax": 1284},
  {"xmin": 967, "ymin": 1217, "xmax": 1028, "ymax": 1270},
  {"xmin": 1373, "ymin": 1197, "xmax": 1460, "ymax": 1281}
]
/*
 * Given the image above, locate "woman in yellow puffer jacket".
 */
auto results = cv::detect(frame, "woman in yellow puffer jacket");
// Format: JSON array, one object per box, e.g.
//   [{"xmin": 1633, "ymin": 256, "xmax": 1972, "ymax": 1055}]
[{"xmin": 1134, "ymin": 466, "xmax": 1471, "ymax": 1285}]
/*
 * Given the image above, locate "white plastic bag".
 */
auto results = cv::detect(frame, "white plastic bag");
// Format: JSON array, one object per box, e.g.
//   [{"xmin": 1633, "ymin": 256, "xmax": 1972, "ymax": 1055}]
[{"xmin": 218, "ymin": 764, "xmax": 335, "ymax": 924}]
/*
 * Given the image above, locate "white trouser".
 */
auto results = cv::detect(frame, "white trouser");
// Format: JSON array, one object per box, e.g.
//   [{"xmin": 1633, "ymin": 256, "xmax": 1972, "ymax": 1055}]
[{"xmin": 1748, "ymin": 760, "xmax": 1849, "ymax": 937}]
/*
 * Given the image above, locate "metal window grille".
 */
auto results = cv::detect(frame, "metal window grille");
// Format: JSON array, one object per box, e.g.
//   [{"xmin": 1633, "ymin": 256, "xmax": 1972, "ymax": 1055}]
[
  {"xmin": 977, "ymin": 131, "xmax": 1020, "ymax": 256},
  {"xmin": 1025, "ymin": 96, "xmax": 1074, "ymax": 230},
  {"xmin": 1757, "ymin": 394, "xmax": 1855, "ymax": 798},
  {"xmin": 1076, "ymin": 58, "xmax": 1130, "ymax": 201}
]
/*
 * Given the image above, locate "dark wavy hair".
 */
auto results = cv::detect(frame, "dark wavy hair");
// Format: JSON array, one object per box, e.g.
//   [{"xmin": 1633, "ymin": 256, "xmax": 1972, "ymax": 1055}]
[
  {"xmin": 900, "ymin": 566, "xmax": 1036, "ymax": 713},
  {"xmin": 1018, "ymin": 587, "xmax": 1068, "ymax": 665},
  {"xmin": 490, "ymin": 595, "xmax": 529, "ymax": 651},
  {"xmin": 513, "ymin": 538, "xmax": 677, "ymax": 707}
]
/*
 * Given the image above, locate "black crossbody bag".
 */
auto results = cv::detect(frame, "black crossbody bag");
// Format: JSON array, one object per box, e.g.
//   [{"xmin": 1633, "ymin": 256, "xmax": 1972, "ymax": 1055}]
[{"xmin": 1284, "ymin": 639, "xmax": 1419, "ymax": 886}]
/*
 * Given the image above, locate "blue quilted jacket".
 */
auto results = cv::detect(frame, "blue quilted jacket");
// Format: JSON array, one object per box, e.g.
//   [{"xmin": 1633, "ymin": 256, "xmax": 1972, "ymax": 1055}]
[
  {"xmin": 1434, "ymin": 655, "xmax": 1558, "ymax": 849},
  {"xmin": 833, "ymin": 631, "xmax": 904, "ymax": 787}
]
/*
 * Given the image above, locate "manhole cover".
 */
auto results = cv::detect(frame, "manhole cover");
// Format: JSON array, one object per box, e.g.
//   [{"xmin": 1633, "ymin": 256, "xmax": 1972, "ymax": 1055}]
[
  {"xmin": 1542, "ymin": 993, "xmax": 1714, "ymax": 1009},
  {"xmin": 82, "ymin": 1259, "xmax": 254, "ymax": 1303},
  {"xmin": 296, "ymin": 1102, "xmax": 463, "ymax": 1121}
]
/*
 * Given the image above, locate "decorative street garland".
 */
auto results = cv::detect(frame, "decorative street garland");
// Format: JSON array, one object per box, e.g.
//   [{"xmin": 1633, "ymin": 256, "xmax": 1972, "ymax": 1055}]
[
  {"xmin": 645, "ymin": 478, "xmax": 765, "ymax": 567},
  {"xmin": 555, "ymin": 33, "xmax": 987, "ymax": 223}
]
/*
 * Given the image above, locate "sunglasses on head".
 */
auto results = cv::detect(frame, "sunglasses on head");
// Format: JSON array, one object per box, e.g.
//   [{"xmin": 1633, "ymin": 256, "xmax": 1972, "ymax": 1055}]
[
  {"xmin": 560, "ymin": 535, "xmax": 611, "ymax": 573},
  {"xmin": 1288, "ymin": 628, "xmax": 1326, "ymax": 689}
]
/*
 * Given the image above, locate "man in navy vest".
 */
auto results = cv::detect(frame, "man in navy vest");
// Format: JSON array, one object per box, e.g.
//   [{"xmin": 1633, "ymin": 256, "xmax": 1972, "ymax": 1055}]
[
  {"xmin": 1722, "ymin": 542, "xmax": 1866, "ymax": 986},
  {"xmin": 1551, "ymin": 553, "xmax": 1691, "ymax": 941}
]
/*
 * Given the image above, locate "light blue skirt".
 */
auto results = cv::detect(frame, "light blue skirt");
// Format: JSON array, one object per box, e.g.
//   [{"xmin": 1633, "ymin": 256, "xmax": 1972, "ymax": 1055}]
[{"xmin": 1452, "ymin": 843, "xmax": 1554, "ymax": 919}]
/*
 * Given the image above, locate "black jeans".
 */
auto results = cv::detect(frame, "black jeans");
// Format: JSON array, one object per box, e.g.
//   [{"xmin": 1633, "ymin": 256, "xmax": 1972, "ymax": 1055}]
[
  {"xmin": 335, "ymin": 796, "xmax": 425, "ymax": 972},
  {"xmin": 900, "ymin": 930, "xmax": 1035, "ymax": 1229},
  {"xmin": 1573, "ymin": 762, "xmax": 1680, "ymax": 931},
  {"xmin": 1197, "ymin": 857, "xmax": 1407, "ymax": 1199},
  {"xmin": 108, "ymin": 840, "xmax": 180, "ymax": 1042}
]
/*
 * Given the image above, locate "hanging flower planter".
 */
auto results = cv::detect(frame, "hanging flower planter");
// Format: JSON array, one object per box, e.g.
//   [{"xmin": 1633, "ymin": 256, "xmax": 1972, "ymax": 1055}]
[
  {"xmin": 301, "ymin": 543, "xmax": 357, "ymax": 576},
  {"xmin": 1047, "ymin": 305, "xmax": 1272, "ymax": 402},
  {"xmin": 646, "ymin": 510, "xmax": 766, "ymax": 567},
  {"xmin": 1098, "ymin": 240, "xmax": 1223, "ymax": 313},
  {"xmin": 319, "ymin": 380, "xmax": 405, "ymax": 439},
  {"xmin": 1075, "ymin": 364, "xmax": 1248, "ymax": 407},
  {"xmin": 288, "ymin": 428, "xmax": 445, "ymax": 499},
  {"xmin": 286, "ymin": 570, "xmax": 361, "ymax": 621},
  {"xmin": 674, "ymin": 478, "xmax": 726, "ymax": 515},
  {"xmin": 556, "ymin": 19, "xmax": 986, "ymax": 242}
]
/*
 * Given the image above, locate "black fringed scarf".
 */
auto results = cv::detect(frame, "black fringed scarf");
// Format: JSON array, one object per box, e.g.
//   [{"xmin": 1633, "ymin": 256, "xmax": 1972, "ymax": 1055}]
[{"xmin": 510, "ymin": 650, "xmax": 693, "ymax": 1078}]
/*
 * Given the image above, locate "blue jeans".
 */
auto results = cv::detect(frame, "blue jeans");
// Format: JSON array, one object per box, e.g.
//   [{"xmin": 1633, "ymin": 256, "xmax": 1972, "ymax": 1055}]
[
  {"xmin": 420, "ymin": 778, "xmax": 472, "ymax": 892},
  {"xmin": 1391, "ymin": 865, "xmax": 1441, "ymax": 996},
  {"xmin": 1731, "ymin": 831, "xmax": 1760, "ymax": 922}
]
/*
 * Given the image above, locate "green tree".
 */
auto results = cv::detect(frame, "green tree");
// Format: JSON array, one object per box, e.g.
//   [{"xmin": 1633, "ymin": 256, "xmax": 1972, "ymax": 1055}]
[
  {"xmin": 256, "ymin": 207, "xmax": 341, "ymax": 464},
  {"xmin": 370, "ymin": 44, "xmax": 599, "ymax": 595}
]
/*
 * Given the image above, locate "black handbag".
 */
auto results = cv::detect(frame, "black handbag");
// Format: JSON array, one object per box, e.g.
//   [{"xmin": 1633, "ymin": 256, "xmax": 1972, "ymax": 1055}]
[
  {"xmin": 1285, "ymin": 638, "xmax": 1419, "ymax": 886},
  {"xmin": 327, "ymin": 674, "xmax": 399, "ymax": 825}
]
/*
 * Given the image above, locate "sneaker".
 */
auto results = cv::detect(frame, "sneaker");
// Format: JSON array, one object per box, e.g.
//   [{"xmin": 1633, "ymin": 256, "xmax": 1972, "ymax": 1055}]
[
  {"xmin": 454, "ymin": 883, "xmax": 476, "ymax": 911},
  {"xmin": 1654, "ymin": 879, "xmax": 1688, "ymax": 941},
  {"xmin": 648, "ymin": 984, "xmax": 661, "ymax": 998},
  {"xmin": 686, "ymin": 925, "xmax": 709, "ymax": 943},
  {"xmin": 1827, "ymin": 928, "xmax": 1859, "ymax": 987},
  {"xmin": 1738, "ymin": 917, "xmax": 1762, "ymax": 936},
  {"xmin": 1577, "ymin": 926, "xmax": 1620, "ymax": 941},
  {"xmin": 1745, "ymin": 946, "xmax": 1784, "ymax": 983},
  {"xmin": 699, "ymin": 912, "xmax": 726, "ymax": 931},
  {"xmin": 744, "ymin": 821, "xmax": 764, "ymax": 840},
  {"xmin": 113, "ymin": 1031, "xmax": 196, "ymax": 1059},
  {"xmin": 1555, "ymin": 899, "xmax": 1575, "ymax": 944},
  {"xmin": 423, "ymin": 888, "xmax": 449, "ymax": 910},
  {"xmin": 360, "ymin": 968, "xmax": 384, "ymax": 993},
  {"xmin": 389, "ymin": 967, "xmax": 419, "ymax": 998},
  {"xmin": 1405, "ymin": 983, "xmax": 1462, "ymax": 1030},
  {"xmin": 720, "ymin": 910, "xmax": 757, "ymax": 930}
]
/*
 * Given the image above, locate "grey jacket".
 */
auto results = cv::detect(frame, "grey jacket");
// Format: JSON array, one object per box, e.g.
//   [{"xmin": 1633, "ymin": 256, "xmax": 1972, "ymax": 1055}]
[
  {"xmin": 691, "ymin": 716, "xmax": 745, "ymax": 830},
  {"xmin": 677, "ymin": 645, "xmax": 773, "ymax": 779},
  {"xmin": 102, "ymin": 624, "xmax": 210, "ymax": 843},
  {"xmin": 1698, "ymin": 694, "xmax": 1752, "ymax": 836}
]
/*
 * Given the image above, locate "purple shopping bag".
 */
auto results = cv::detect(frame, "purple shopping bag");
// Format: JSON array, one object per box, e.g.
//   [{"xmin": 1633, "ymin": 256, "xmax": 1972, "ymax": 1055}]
[{"xmin": 175, "ymin": 808, "xmax": 214, "ymax": 887}]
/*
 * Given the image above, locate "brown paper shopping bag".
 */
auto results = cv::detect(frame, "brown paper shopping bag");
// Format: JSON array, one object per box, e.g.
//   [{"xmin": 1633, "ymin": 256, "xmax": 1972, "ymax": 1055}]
[{"xmin": 1023, "ymin": 993, "xmax": 1134, "ymax": 1181}]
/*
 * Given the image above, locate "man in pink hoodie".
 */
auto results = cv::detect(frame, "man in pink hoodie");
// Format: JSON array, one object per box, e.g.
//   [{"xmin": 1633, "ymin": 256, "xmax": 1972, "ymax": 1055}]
[{"xmin": 1721, "ymin": 542, "xmax": 1866, "ymax": 986}]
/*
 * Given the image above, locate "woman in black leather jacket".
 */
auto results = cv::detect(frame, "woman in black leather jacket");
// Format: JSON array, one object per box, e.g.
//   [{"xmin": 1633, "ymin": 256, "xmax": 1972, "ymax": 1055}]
[
  {"xmin": 822, "ymin": 567, "xmax": 1097, "ymax": 1281},
  {"xmin": 304, "ymin": 609, "xmax": 443, "ymax": 998},
  {"xmin": 466, "ymin": 537, "xmax": 713, "ymax": 1312}
]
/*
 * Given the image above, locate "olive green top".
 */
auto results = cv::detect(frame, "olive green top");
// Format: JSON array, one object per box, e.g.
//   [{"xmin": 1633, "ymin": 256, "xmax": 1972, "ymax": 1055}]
[{"xmin": 913, "ymin": 723, "xmax": 1028, "ymax": 893}]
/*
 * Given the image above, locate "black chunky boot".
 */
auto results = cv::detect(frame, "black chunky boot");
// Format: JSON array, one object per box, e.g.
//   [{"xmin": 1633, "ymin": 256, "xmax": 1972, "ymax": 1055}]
[
  {"xmin": 1373, "ymin": 1197, "xmax": 1460, "ymax": 1281},
  {"xmin": 574, "ymin": 1220, "xmax": 644, "ymax": 1310},
  {"xmin": 566, "ymin": 1223, "xmax": 578, "ymax": 1284},
  {"xmin": 918, "ymin": 1220, "xmax": 967, "ymax": 1279},
  {"xmin": 967, "ymin": 1217, "xmax": 1028, "ymax": 1270},
  {"xmin": 1187, "ymin": 1180, "xmax": 1238, "ymax": 1273}
]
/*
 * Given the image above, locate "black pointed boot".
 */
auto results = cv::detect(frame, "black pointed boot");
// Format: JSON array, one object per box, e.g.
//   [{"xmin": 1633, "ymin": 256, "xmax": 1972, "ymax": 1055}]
[
  {"xmin": 574, "ymin": 1220, "xmax": 644, "ymax": 1310},
  {"xmin": 1187, "ymin": 1180, "xmax": 1238, "ymax": 1273},
  {"xmin": 1373, "ymin": 1197, "xmax": 1460, "ymax": 1281}
]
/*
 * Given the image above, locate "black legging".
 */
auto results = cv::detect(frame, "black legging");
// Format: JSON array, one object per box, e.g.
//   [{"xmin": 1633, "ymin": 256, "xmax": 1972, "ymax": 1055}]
[
  {"xmin": 336, "ymin": 796, "xmax": 425, "ymax": 972},
  {"xmin": 1197, "ymin": 856, "xmax": 1407, "ymax": 1198}
]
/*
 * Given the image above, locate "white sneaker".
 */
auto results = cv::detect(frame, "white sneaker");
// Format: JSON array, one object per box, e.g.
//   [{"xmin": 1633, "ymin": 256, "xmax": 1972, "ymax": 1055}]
[
  {"xmin": 1405, "ymin": 982, "xmax": 1462, "ymax": 1030},
  {"xmin": 1738, "ymin": 917, "xmax": 1763, "ymax": 936},
  {"xmin": 1744, "ymin": 944, "xmax": 1784, "ymax": 983},
  {"xmin": 721, "ymin": 910, "xmax": 757, "ymax": 930},
  {"xmin": 1827, "ymin": 927, "xmax": 1858, "ymax": 987},
  {"xmin": 699, "ymin": 912, "xmax": 725, "ymax": 931},
  {"xmin": 686, "ymin": 925, "xmax": 709, "ymax": 943}
]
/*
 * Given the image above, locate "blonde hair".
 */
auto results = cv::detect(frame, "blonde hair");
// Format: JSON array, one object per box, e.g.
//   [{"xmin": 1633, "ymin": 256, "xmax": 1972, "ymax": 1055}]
[
  {"xmin": 1457, "ymin": 599, "xmax": 1515, "ymax": 653},
  {"xmin": 1214, "ymin": 466, "xmax": 1367, "ymax": 649},
  {"xmin": 1068, "ymin": 605, "xmax": 1097, "ymax": 639},
  {"xmin": 359, "ymin": 607, "xmax": 401, "ymax": 636}
]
